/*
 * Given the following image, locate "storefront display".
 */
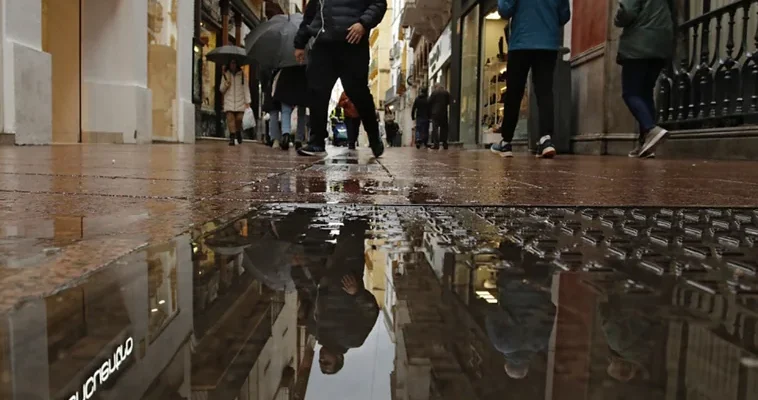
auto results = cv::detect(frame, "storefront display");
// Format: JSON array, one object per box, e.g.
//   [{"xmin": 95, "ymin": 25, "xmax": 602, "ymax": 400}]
[
  {"xmin": 480, "ymin": 11, "xmax": 507, "ymax": 136},
  {"xmin": 458, "ymin": 6, "xmax": 480, "ymax": 145}
]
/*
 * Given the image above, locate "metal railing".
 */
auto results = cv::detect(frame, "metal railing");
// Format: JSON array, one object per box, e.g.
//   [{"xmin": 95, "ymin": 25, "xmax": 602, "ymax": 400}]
[{"xmin": 657, "ymin": 0, "xmax": 758, "ymax": 130}]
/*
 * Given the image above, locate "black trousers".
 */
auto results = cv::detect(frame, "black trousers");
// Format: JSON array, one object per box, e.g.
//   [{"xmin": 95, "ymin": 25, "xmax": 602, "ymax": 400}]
[
  {"xmin": 500, "ymin": 50, "xmax": 557, "ymax": 143},
  {"xmin": 431, "ymin": 116, "xmax": 449, "ymax": 145},
  {"xmin": 307, "ymin": 40, "xmax": 380, "ymax": 147},
  {"xmin": 345, "ymin": 117, "xmax": 361, "ymax": 145}
]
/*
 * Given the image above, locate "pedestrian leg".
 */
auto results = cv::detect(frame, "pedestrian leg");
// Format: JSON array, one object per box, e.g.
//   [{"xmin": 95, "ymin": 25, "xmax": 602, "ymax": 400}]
[
  {"xmin": 430, "ymin": 120, "xmax": 440, "ymax": 148},
  {"xmin": 280, "ymin": 104, "xmax": 293, "ymax": 150},
  {"xmin": 338, "ymin": 42, "xmax": 383, "ymax": 157},
  {"xmin": 226, "ymin": 112, "xmax": 237, "ymax": 146},
  {"xmin": 302, "ymin": 42, "xmax": 339, "ymax": 154},
  {"xmin": 439, "ymin": 117, "xmax": 449, "ymax": 149},
  {"xmin": 492, "ymin": 51, "xmax": 531, "ymax": 156},
  {"xmin": 531, "ymin": 50, "xmax": 558, "ymax": 157},
  {"xmin": 269, "ymin": 110, "xmax": 282, "ymax": 146},
  {"xmin": 622, "ymin": 60, "xmax": 658, "ymax": 137},
  {"xmin": 296, "ymin": 106, "xmax": 307, "ymax": 147}
]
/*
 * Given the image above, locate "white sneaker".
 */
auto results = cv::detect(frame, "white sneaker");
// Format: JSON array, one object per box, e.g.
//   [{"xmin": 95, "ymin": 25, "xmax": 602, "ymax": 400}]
[
  {"xmin": 272, "ymin": 139, "xmax": 280, "ymax": 149},
  {"xmin": 639, "ymin": 126, "xmax": 669, "ymax": 157}
]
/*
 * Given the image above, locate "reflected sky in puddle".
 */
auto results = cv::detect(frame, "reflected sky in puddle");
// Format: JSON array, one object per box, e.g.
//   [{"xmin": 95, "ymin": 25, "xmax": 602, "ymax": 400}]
[{"xmin": 2, "ymin": 205, "xmax": 758, "ymax": 399}]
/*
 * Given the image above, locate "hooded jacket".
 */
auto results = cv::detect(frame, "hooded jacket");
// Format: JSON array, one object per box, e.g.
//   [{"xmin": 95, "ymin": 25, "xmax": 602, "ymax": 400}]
[
  {"xmin": 411, "ymin": 89, "xmax": 430, "ymax": 121},
  {"xmin": 221, "ymin": 70, "xmax": 251, "ymax": 112},
  {"xmin": 294, "ymin": 0, "xmax": 388, "ymax": 49},
  {"xmin": 498, "ymin": 0, "xmax": 571, "ymax": 51},
  {"xmin": 615, "ymin": 0, "xmax": 675, "ymax": 62},
  {"xmin": 427, "ymin": 87, "xmax": 451, "ymax": 120}
]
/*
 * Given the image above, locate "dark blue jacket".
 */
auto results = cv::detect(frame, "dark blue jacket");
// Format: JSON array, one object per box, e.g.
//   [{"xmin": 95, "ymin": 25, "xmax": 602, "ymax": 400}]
[
  {"xmin": 294, "ymin": 0, "xmax": 387, "ymax": 49},
  {"xmin": 498, "ymin": 0, "xmax": 571, "ymax": 51}
]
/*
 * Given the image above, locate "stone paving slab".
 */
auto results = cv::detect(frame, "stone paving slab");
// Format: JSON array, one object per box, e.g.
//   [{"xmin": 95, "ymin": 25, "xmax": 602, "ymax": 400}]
[{"xmin": 2, "ymin": 142, "xmax": 758, "ymax": 313}]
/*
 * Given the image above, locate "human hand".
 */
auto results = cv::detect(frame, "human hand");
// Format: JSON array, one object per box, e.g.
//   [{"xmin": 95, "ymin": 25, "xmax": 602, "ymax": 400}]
[
  {"xmin": 245, "ymin": 103, "xmax": 251, "ymax": 109},
  {"xmin": 294, "ymin": 49, "xmax": 306, "ymax": 64},
  {"xmin": 341, "ymin": 274, "xmax": 359, "ymax": 295},
  {"xmin": 346, "ymin": 23, "xmax": 366, "ymax": 44}
]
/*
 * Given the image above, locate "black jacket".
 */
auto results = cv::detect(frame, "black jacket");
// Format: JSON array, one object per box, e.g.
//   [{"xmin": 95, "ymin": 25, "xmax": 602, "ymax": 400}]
[
  {"xmin": 259, "ymin": 69, "xmax": 280, "ymax": 113},
  {"xmin": 272, "ymin": 66, "xmax": 308, "ymax": 107},
  {"xmin": 427, "ymin": 89, "xmax": 451, "ymax": 119},
  {"xmin": 412, "ymin": 95, "xmax": 430, "ymax": 121},
  {"xmin": 294, "ymin": 0, "xmax": 388, "ymax": 49}
]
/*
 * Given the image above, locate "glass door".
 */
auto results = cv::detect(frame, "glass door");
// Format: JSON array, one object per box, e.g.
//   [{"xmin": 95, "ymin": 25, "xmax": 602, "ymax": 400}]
[{"xmin": 458, "ymin": 5, "xmax": 480, "ymax": 145}]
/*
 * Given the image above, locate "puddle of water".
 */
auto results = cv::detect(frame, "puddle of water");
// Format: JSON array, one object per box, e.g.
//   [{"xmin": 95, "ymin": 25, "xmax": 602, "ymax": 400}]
[{"xmin": 2, "ymin": 205, "xmax": 758, "ymax": 399}]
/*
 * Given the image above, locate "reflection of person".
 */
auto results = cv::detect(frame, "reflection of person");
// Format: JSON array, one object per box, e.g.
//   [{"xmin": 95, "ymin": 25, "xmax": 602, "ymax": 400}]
[
  {"xmin": 598, "ymin": 293, "xmax": 662, "ymax": 382},
  {"xmin": 306, "ymin": 219, "xmax": 379, "ymax": 375},
  {"xmin": 221, "ymin": 59, "xmax": 251, "ymax": 146},
  {"xmin": 338, "ymin": 91, "xmax": 361, "ymax": 150},
  {"xmin": 293, "ymin": 0, "xmax": 387, "ymax": 158},
  {"xmin": 614, "ymin": 0, "xmax": 675, "ymax": 158},
  {"xmin": 490, "ymin": 0, "xmax": 571, "ymax": 158},
  {"xmin": 485, "ymin": 268, "xmax": 556, "ymax": 379}
]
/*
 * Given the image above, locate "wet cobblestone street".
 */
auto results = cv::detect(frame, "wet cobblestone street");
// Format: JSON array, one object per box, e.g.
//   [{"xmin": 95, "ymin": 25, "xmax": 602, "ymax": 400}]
[{"xmin": 2, "ymin": 143, "xmax": 758, "ymax": 399}]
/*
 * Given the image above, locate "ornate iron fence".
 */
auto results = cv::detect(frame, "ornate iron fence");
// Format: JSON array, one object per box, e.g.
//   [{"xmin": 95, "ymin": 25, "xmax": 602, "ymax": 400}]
[{"xmin": 657, "ymin": 0, "xmax": 758, "ymax": 130}]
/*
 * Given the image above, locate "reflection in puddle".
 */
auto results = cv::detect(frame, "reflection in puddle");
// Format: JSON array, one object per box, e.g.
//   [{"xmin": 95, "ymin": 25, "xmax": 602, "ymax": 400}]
[{"xmin": 2, "ymin": 205, "xmax": 758, "ymax": 399}]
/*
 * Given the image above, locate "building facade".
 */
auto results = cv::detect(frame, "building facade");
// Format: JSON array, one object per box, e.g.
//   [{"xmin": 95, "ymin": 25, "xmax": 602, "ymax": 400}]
[{"xmin": 0, "ymin": 0, "xmax": 196, "ymax": 145}]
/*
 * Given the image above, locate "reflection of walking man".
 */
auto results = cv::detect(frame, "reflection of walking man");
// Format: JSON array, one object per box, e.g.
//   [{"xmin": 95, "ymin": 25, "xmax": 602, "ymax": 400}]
[
  {"xmin": 293, "ymin": 0, "xmax": 388, "ymax": 158},
  {"xmin": 490, "ymin": 0, "xmax": 571, "ymax": 158}
]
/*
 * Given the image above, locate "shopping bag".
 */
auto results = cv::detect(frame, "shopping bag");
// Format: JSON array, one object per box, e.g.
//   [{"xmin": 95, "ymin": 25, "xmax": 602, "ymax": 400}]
[{"xmin": 243, "ymin": 108, "xmax": 256, "ymax": 130}]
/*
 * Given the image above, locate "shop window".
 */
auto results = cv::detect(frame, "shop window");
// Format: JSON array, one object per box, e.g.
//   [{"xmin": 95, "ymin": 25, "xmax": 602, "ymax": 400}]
[
  {"xmin": 200, "ymin": 27, "xmax": 218, "ymax": 114},
  {"xmin": 458, "ymin": 6, "xmax": 480, "ymax": 145},
  {"xmin": 480, "ymin": 10, "xmax": 508, "ymax": 137}
]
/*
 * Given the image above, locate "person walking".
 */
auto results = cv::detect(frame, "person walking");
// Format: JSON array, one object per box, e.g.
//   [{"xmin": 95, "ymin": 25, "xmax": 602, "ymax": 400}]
[
  {"xmin": 411, "ymin": 87, "xmax": 431, "ymax": 149},
  {"xmin": 271, "ymin": 66, "xmax": 310, "ymax": 150},
  {"xmin": 428, "ymin": 83, "xmax": 451, "ymax": 150},
  {"xmin": 491, "ymin": 0, "xmax": 571, "ymax": 158},
  {"xmin": 221, "ymin": 59, "xmax": 252, "ymax": 146},
  {"xmin": 615, "ymin": 0, "xmax": 675, "ymax": 158},
  {"xmin": 260, "ymin": 69, "xmax": 280, "ymax": 146},
  {"xmin": 293, "ymin": 0, "xmax": 387, "ymax": 158},
  {"xmin": 338, "ymin": 91, "xmax": 361, "ymax": 150}
]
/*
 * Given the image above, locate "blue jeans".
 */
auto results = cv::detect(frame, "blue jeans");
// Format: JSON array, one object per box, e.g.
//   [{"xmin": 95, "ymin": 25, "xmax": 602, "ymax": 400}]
[
  {"xmin": 269, "ymin": 104, "xmax": 307, "ymax": 142},
  {"xmin": 621, "ymin": 59, "xmax": 665, "ymax": 142},
  {"xmin": 415, "ymin": 119, "xmax": 430, "ymax": 145}
]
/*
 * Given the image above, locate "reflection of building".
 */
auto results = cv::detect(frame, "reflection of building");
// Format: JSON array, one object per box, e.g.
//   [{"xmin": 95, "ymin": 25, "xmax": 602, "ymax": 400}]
[
  {"xmin": 190, "ymin": 218, "xmax": 298, "ymax": 400},
  {"xmin": 0, "ymin": 0, "xmax": 195, "ymax": 145},
  {"xmin": 0, "ymin": 236, "xmax": 194, "ymax": 400}
]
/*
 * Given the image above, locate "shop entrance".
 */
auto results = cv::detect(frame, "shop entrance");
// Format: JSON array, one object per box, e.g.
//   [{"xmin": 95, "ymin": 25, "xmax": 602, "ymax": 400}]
[{"xmin": 42, "ymin": 0, "xmax": 82, "ymax": 144}]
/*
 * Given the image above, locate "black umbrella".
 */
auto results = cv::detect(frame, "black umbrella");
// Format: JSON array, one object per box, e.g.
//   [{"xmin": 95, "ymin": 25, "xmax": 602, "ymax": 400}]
[
  {"xmin": 205, "ymin": 45, "xmax": 250, "ymax": 66},
  {"xmin": 245, "ymin": 13, "xmax": 304, "ymax": 70}
]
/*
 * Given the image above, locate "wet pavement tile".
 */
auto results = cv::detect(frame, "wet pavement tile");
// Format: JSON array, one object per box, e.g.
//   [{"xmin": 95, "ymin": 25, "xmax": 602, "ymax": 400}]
[{"xmin": 2, "ymin": 204, "xmax": 758, "ymax": 399}]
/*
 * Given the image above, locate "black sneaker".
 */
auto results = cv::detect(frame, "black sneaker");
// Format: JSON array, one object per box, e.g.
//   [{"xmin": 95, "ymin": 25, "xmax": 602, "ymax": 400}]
[
  {"xmin": 297, "ymin": 144, "xmax": 326, "ymax": 157},
  {"xmin": 537, "ymin": 139, "xmax": 557, "ymax": 159},
  {"xmin": 295, "ymin": 141, "xmax": 303, "ymax": 151},
  {"xmin": 490, "ymin": 141, "xmax": 513, "ymax": 158},
  {"xmin": 348, "ymin": 143, "xmax": 356, "ymax": 150},
  {"xmin": 280, "ymin": 134, "xmax": 291, "ymax": 150},
  {"xmin": 442, "ymin": 143, "xmax": 449, "ymax": 150},
  {"xmin": 228, "ymin": 136, "xmax": 236, "ymax": 146}
]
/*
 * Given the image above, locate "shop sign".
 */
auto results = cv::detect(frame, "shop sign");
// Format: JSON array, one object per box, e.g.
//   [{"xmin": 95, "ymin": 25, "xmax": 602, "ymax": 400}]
[
  {"xmin": 68, "ymin": 337, "xmax": 134, "ymax": 400},
  {"xmin": 428, "ymin": 24, "xmax": 452, "ymax": 78}
]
